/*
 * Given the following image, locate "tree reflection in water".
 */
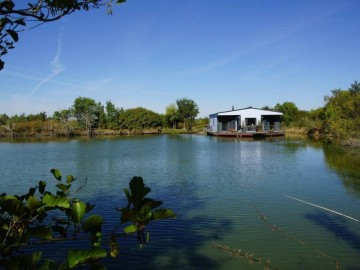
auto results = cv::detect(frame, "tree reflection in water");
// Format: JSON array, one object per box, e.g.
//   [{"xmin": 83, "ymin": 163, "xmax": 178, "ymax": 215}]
[{"xmin": 323, "ymin": 145, "xmax": 360, "ymax": 196}]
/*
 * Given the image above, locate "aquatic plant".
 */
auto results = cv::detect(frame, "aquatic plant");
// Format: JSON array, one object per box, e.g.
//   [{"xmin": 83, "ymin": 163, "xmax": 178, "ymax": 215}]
[{"xmin": 0, "ymin": 170, "xmax": 176, "ymax": 269}]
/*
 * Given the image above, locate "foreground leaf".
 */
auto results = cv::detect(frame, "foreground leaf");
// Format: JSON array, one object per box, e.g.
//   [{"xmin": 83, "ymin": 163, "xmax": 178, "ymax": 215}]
[
  {"xmin": 38, "ymin": 180, "xmax": 47, "ymax": 194},
  {"xmin": 129, "ymin": 177, "xmax": 151, "ymax": 209},
  {"xmin": 152, "ymin": 208, "xmax": 176, "ymax": 220},
  {"xmin": 42, "ymin": 194, "xmax": 70, "ymax": 208},
  {"xmin": 29, "ymin": 226, "xmax": 53, "ymax": 240},
  {"xmin": 68, "ymin": 248, "xmax": 107, "ymax": 268},
  {"xmin": 72, "ymin": 199, "xmax": 86, "ymax": 222},
  {"xmin": 27, "ymin": 195, "xmax": 42, "ymax": 210},
  {"xmin": 66, "ymin": 175, "xmax": 76, "ymax": 184},
  {"xmin": 0, "ymin": 198, "xmax": 26, "ymax": 217},
  {"xmin": 123, "ymin": 224, "xmax": 137, "ymax": 233},
  {"xmin": 83, "ymin": 215, "xmax": 104, "ymax": 232},
  {"xmin": 50, "ymin": 169, "xmax": 62, "ymax": 181}
]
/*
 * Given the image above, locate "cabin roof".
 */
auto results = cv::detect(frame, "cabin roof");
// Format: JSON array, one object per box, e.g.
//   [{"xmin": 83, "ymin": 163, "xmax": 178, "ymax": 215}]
[{"xmin": 210, "ymin": 106, "xmax": 283, "ymax": 117}]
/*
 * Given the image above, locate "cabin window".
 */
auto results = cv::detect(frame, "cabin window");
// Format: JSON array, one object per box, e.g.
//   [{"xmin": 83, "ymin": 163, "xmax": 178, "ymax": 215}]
[{"xmin": 245, "ymin": 118, "xmax": 256, "ymax": 126}]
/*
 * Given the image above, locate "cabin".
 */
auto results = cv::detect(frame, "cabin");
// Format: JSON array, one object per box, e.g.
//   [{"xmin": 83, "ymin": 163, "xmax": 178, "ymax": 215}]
[{"xmin": 207, "ymin": 107, "xmax": 284, "ymax": 137}]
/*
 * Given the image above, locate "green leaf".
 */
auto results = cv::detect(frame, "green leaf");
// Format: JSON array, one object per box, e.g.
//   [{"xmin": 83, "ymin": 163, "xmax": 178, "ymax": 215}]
[
  {"xmin": 27, "ymin": 195, "xmax": 42, "ymax": 211},
  {"xmin": 0, "ymin": 198, "xmax": 27, "ymax": 217},
  {"xmin": 6, "ymin": 29, "xmax": 18, "ymax": 42},
  {"xmin": 135, "ymin": 205, "xmax": 152, "ymax": 224},
  {"xmin": 120, "ymin": 208, "xmax": 137, "ymax": 224},
  {"xmin": 123, "ymin": 224, "xmax": 137, "ymax": 233},
  {"xmin": 42, "ymin": 194, "xmax": 70, "ymax": 208},
  {"xmin": 66, "ymin": 175, "xmax": 76, "ymax": 184},
  {"xmin": 0, "ymin": 194, "xmax": 17, "ymax": 200},
  {"xmin": 116, "ymin": 0, "xmax": 127, "ymax": 3},
  {"xmin": 50, "ymin": 169, "xmax": 62, "ymax": 181},
  {"xmin": 72, "ymin": 199, "xmax": 86, "ymax": 222},
  {"xmin": 67, "ymin": 248, "xmax": 107, "ymax": 268},
  {"xmin": 140, "ymin": 198, "xmax": 163, "ymax": 209},
  {"xmin": 129, "ymin": 177, "xmax": 151, "ymax": 209},
  {"xmin": 56, "ymin": 183, "xmax": 70, "ymax": 193},
  {"xmin": 28, "ymin": 186, "xmax": 37, "ymax": 197},
  {"xmin": 152, "ymin": 208, "xmax": 177, "ymax": 220},
  {"xmin": 29, "ymin": 226, "xmax": 53, "ymax": 240},
  {"xmin": 38, "ymin": 180, "xmax": 46, "ymax": 194},
  {"xmin": 0, "ymin": 59, "xmax": 4, "ymax": 70},
  {"xmin": 83, "ymin": 215, "xmax": 104, "ymax": 232}
]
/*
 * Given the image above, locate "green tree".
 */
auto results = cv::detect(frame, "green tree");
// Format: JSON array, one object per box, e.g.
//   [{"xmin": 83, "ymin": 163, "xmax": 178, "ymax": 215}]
[
  {"xmin": 323, "ymin": 82, "xmax": 360, "ymax": 139},
  {"xmin": 349, "ymin": 80, "xmax": 360, "ymax": 94},
  {"xmin": 0, "ymin": 113, "xmax": 17, "ymax": 138},
  {"xmin": 164, "ymin": 103, "xmax": 179, "ymax": 129},
  {"xmin": 0, "ymin": 0, "xmax": 126, "ymax": 70},
  {"xmin": 52, "ymin": 109, "xmax": 74, "ymax": 136},
  {"xmin": 72, "ymin": 97, "xmax": 102, "ymax": 136},
  {"xmin": 261, "ymin": 106, "xmax": 274, "ymax": 111},
  {"xmin": 193, "ymin": 117, "xmax": 208, "ymax": 131},
  {"xmin": 121, "ymin": 107, "xmax": 163, "ymax": 131},
  {"xmin": 176, "ymin": 98, "xmax": 199, "ymax": 130},
  {"xmin": 97, "ymin": 102, "xmax": 106, "ymax": 130},
  {"xmin": 274, "ymin": 101, "xmax": 300, "ymax": 127},
  {"xmin": 105, "ymin": 100, "xmax": 120, "ymax": 129}
]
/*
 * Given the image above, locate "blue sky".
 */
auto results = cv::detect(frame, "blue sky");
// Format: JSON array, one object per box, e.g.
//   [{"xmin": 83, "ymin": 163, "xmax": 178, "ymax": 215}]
[{"xmin": 1, "ymin": 0, "xmax": 359, "ymax": 117}]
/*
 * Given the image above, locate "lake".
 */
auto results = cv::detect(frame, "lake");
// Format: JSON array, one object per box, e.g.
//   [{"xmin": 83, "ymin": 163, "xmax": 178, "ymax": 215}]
[{"xmin": 1, "ymin": 135, "xmax": 360, "ymax": 269}]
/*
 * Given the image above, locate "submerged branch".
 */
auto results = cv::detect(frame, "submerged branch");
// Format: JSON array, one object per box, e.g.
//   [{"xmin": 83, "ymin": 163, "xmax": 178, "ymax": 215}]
[
  {"xmin": 210, "ymin": 242, "xmax": 276, "ymax": 270},
  {"xmin": 254, "ymin": 204, "xmax": 344, "ymax": 270}
]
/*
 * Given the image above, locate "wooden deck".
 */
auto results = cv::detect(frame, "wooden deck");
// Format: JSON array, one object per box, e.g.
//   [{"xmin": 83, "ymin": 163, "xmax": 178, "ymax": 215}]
[{"xmin": 206, "ymin": 131, "xmax": 285, "ymax": 138}]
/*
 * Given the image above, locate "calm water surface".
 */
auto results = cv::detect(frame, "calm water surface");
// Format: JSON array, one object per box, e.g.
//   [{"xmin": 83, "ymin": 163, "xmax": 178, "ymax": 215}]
[{"xmin": 1, "ymin": 135, "xmax": 359, "ymax": 269}]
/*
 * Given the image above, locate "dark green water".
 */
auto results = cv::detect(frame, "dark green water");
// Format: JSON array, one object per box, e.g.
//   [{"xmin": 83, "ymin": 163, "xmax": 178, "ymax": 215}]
[{"xmin": 1, "ymin": 135, "xmax": 359, "ymax": 269}]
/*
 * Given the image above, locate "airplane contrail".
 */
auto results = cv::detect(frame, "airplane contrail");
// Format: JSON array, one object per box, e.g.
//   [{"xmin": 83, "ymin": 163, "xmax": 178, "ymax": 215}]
[{"xmin": 26, "ymin": 28, "xmax": 65, "ymax": 98}]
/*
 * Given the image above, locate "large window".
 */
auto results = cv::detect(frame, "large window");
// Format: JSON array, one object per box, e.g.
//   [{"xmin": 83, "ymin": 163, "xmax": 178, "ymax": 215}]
[{"xmin": 245, "ymin": 118, "xmax": 256, "ymax": 126}]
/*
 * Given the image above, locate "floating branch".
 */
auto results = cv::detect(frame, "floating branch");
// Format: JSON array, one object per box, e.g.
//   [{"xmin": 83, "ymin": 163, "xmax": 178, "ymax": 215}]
[
  {"xmin": 210, "ymin": 242, "xmax": 276, "ymax": 270},
  {"xmin": 254, "ymin": 204, "xmax": 343, "ymax": 270},
  {"xmin": 283, "ymin": 195, "xmax": 360, "ymax": 223}
]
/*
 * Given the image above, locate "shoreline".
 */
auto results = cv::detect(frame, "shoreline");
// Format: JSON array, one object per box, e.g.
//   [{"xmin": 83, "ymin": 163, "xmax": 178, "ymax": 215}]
[{"xmin": 1, "ymin": 128, "xmax": 359, "ymax": 148}]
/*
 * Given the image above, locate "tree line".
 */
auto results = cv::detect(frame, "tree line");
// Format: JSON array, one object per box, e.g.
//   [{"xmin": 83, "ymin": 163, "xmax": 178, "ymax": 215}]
[
  {"xmin": 1, "ymin": 81, "xmax": 360, "ymax": 143},
  {"xmin": 262, "ymin": 80, "xmax": 360, "ymax": 143},
  {"xmin": 0, "ymin": 97, "xmax": 201, "ymax": 137}
]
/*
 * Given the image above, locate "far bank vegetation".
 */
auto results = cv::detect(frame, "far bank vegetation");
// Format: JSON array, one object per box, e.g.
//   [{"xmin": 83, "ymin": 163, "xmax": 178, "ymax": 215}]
[
  {"xmin": 0, "ymin": 97, "xmax": 205, "ymax": 138},
  {"xmin": 1, "ymin": 81, "xmax": 359, "ymax": 146},
  {"xmin": 261, "ymin": 81, "xmax": 360, "ymax": 146}
]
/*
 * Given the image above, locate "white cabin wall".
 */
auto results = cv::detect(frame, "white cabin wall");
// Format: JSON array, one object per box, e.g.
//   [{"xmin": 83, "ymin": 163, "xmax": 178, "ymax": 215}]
[{"xmin": 209, "ymin": 115, "xmax": 218, "ymax": 132}]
